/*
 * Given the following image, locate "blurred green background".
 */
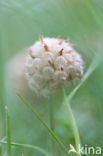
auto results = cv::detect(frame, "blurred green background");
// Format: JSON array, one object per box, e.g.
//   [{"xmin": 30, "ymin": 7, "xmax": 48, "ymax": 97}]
[{"xmin": 0, "ymin": 0, "xmax": 103, "ymax": 155}]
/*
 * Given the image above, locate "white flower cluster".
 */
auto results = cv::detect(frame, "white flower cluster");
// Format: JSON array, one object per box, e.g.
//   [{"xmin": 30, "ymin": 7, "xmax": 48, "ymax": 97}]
[{"xmin": 25, "ymin": 36, "xmax": 84, "ymax": 96}]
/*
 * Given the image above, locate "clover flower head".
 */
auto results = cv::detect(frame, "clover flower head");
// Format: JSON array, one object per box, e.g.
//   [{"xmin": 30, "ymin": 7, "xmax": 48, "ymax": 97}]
[{"xmin": 25, "ymin": 35, "xmax": 84, "ymax": 96}]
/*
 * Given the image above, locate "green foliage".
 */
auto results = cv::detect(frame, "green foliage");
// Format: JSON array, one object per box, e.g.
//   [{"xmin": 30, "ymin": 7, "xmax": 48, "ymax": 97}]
[{"xmin": 0, "ymin": 0, "xmax": 103, "ymax": 155}]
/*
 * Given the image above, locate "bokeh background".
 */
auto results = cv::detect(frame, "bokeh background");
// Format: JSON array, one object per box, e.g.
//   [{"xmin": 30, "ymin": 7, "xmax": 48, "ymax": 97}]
[{"xmin": 0, "ymin": 0, "xmax": 103, "ymax": 155}]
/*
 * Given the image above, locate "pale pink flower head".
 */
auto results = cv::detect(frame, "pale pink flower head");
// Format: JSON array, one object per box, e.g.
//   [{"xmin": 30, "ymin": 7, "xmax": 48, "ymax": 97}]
[{"xmin": 25, "ymin": 35, "xmax": 84, "ymax": 96}]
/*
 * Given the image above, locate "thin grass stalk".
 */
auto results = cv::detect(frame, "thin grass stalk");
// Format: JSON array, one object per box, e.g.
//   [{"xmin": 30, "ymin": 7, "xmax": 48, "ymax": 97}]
[
  {"xmin": 86, "ymin": 0, "xmax": 103, "ymax": 27},
  {"xmin": 16, "ymin": 92, "xmax": 70, "ymax": 156},
  {"xmin": 0, "ymin": 34, "xmax": 5, "ymax": 137},
  {"xmin": 63, "ymin": 56, "xmax": 101, "ymax": 156},
  {"xmin": 67, "ymin": 55, "xmax": 101, "ymax": 103},
  {"xmin": 5, "ymin": 106, "xmax": 11, "ymax": 156},
  {"xmin": 0, "ymin": 141, "xmax": 50, "ymax": 156},
  {"xmin": 0, "ymin": 144, "xmax": 2, "ymax": 156},
  {"xmin": 63, "ymin": 89, "xmax": 81, "ymax": 156}
]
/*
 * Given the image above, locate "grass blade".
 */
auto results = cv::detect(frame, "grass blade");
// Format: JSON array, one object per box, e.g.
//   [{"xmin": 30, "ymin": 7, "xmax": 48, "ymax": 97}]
[
  {"xmin": 86, "ymin": 0, "xmax": 103, "ymax": 27},
  {"xmin": 67, "ymin": 55, "xmax": 101, "ymax": 102},
  {"xmin": 0, "ymin": 33, "xmax": 6, "ymax": 137},
  {"xmin": 62, "ymin": 56, "xmax": 101, "ymax": 156},
  {"xmin": 0, "ymin": 141, "xmax": 50, "ymax": 156},
  {"xmin": 63, "ymin": 89, "xmax": 81, "ymax": 156},
  {"xmin": 0, "ymin": 144, "xmax": 2, "ymax": 156},
  {"xmin": 5, "ymin": 106, "xmax": 11, "ymax": 156},
  {"xmin": 16, "ymin": 92, "xmax": 69, "ymax": 156}
]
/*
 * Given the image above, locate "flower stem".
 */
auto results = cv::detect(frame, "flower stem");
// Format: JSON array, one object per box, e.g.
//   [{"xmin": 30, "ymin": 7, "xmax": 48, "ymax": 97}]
[
  {"xmin": 49, "ymin": 97, "xmax": 55, "ymax": 131},
  {"xmin": 49, "ymin": 97, "xmax": 55, "ymax": 155},
  {"xmin": 17, "ymin": 92, "xmax": 69, "ymax": 156},
  {"xmin": 63, "ymin": 89, "xmax": 81, "ymax": 156}
]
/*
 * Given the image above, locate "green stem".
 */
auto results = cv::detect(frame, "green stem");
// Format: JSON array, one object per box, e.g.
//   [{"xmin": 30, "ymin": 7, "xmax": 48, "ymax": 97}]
[
  {"xmin": 17, "ymin": 92, "xmax": 70, "ymax": 156},
  {"xmin": 63, "ymin": 89, "xmax": 81, "ymax": 156},
  {"xmin": 0, "ymin": 141, "xmax": 50, "ymax": 156},
  {"xmin": 5, "ymin": 106, "xmax": 11, "ymax": 156},
  {"xmin": 0, "ymin": 144, "xmax": 2, "ymax": 156},
  {"xmin": 49, "ymin": 97, "xmax": 55, "ymax": 155},
  {"xmin": 49, "ymin": 98, "xmax": 55, "ymax": 131},
  {"xmin": 67, "ymin": 55, "xmax": 101, "ymax": 102},
  {"xmin": 0, "ymin": 33, "xmax": 5, "ymax": 138}
]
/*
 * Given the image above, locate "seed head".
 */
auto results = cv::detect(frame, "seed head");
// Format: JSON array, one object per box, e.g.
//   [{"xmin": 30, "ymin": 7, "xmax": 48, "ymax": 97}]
[{"xmin": 25, "ymin": 36, "xmax": 84, "ymax": 96}]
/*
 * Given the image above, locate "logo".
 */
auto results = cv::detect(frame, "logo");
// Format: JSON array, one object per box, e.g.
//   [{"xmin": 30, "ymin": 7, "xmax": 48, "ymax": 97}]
[{"xmin": 68, "ymin": 144, "xmax": 102, "ymax": 155}]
